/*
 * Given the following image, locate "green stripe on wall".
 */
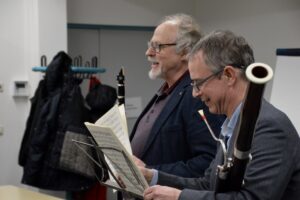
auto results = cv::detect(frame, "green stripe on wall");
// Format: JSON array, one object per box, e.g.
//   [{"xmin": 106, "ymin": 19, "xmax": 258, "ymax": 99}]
[{"xmin": 68, "ymin": 23, "xmax": 155, "ymax": 31}]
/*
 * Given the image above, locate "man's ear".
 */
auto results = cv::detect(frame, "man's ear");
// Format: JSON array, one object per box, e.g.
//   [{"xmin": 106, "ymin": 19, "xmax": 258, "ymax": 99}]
[
  {"xmin": 223, "ymin": 66, "xmax": 238, "ymax": 84},
  {"xmin": 180, "ymin": 48, "xmax": 189, "ymax": 61},
  {"xmin": 182, "ymin": 54, "xmax": 188, "ymax": 62}
]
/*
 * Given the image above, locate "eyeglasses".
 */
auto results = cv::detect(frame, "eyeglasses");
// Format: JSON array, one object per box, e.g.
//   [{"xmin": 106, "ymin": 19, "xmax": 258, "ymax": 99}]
[
  {"xmin": 191, "ymin": 70, "xmax": 223, "ymax": 92},
  {"xmin": 147, "ymin": 41, "xmax": 177, "ymax": 53}
]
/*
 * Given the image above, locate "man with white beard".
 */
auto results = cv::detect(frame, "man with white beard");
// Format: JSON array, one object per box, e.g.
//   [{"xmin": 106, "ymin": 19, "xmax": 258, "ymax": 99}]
[{"xmin": 130, "ymin": 14, "xmax": 225, "ymax": 182}]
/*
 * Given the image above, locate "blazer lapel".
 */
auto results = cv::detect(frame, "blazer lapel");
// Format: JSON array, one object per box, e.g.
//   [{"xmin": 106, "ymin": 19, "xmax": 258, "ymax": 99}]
[{"xmin": 141, "ymin": 73, "xmax": 191, "ymax": 158}]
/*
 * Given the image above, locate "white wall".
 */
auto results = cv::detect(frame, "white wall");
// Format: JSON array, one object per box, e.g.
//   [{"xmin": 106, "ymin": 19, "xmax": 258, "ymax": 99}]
[
  {"xmin": 0, "ymin": 0, "xmax": 31, "ymax": 187},
  {"xmin": 195, "ymin": 0, "xmax": 300, "ymax": 98},
  {"xmin": 67, "ymin": 0, "xmax": 197, "ymax": 26},
  {"xmin": 0, "ymin": 0, "xmax": 67, "ymax": 189}
]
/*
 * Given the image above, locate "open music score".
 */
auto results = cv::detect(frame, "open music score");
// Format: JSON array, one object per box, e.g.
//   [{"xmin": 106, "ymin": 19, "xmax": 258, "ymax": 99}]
[{"xmin": 74, "ymin": 104, "xmax": 148, "ymax": 198}]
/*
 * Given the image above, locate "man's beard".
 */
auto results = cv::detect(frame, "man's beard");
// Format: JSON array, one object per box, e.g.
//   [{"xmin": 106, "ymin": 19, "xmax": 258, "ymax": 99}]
[{"xmin": 148, "ymin": 67, "xmax": 162, "ymax": 80}]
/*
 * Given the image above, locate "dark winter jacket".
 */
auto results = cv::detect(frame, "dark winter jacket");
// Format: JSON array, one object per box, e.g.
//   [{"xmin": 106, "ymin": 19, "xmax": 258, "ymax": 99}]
[{"xmin": 19, "ymin": 52, "xmax": 98, "ymax": 191}]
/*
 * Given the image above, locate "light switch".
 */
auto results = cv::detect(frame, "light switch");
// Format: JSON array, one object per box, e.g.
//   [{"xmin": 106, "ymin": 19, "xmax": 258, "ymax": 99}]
[{"xmin": 13, "ymin": 80, "xmax": 29, "ymax": 97}]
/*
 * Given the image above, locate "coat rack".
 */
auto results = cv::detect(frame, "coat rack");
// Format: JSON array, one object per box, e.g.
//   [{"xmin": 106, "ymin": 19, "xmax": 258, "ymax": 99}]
[{"xmin": 32, "ymin": 55, "xmax": 106, "ymax": 76}]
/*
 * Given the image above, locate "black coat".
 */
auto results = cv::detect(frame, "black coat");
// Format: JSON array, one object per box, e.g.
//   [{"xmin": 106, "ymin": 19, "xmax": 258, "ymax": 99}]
[{"xmin": 19, "ymin": 52, "xmax": 98, "ymax": 191}]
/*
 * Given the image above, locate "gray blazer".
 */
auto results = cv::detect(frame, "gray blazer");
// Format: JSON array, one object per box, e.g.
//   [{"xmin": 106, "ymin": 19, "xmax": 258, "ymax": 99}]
[{"xmin": 158, "ymin": 100, "xmax": 300, "ymax": 200}]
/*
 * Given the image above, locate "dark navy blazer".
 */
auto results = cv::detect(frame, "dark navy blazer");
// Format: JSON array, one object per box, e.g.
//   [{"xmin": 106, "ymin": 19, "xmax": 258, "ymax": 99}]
[{"xmin": 130, "ymin": 73, "xmax": 225, "ymax": 177}]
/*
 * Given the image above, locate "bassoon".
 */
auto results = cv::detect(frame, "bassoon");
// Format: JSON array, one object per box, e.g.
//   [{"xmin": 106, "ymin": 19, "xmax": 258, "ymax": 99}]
[{"xmin": 215, "ymin": 63, "xmax": 274, "ymax": 192}]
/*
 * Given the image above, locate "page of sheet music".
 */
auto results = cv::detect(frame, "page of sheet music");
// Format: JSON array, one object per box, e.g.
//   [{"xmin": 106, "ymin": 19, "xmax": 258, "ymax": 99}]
[
  {"xmin": 85, "ymin": 122, "xmax": 120, "ymax": 184},
  {"xmin": 94, "ymin": 104, "xmax": 132, "ymax": 154},
  {"xmin": 84, "ymin": 123, "xmax": 148, "ymax": 196},
  {"xmin": 118, "ymin": 104, "xmax": 129, "ymax": 137}
]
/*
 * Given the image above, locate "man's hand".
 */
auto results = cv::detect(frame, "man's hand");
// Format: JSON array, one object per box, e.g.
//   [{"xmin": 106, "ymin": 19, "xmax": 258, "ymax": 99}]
[
  {"xmin": 144, "ymin": 185, "xmax": 181, "ymax": 200},
  {"xmin": 133, "ymin": 155, "xmax": 146, "ymax": 167},
  {"xmin": 132, "ymin": 155, "xmax": 154, "ymax": 183}
]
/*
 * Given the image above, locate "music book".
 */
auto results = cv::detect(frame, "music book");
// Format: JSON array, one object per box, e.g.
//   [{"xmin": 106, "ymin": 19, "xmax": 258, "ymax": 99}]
[{"xmin": 74, "ymin": 104, "xmax": 148, "ymax": 198}]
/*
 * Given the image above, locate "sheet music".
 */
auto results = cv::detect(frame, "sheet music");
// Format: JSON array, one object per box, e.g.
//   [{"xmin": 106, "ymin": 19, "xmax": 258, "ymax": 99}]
[
  {"xmin": 85, "ymin": 122, "xmax": 120, "ymax": 184},
  {"xmin": 84, "ymin": 123, "xmax": 148, "ymax": 197},
  {"xmin": 94, "ymin": 104, "xmax": 132, "ymax": 154},
  {"xmin": 118, "ymin": 104, "xmax": 129, "ymax": 137},
  {"xmin": 102, "ymin": 147, "xmax": 144, "ymax": 195}
]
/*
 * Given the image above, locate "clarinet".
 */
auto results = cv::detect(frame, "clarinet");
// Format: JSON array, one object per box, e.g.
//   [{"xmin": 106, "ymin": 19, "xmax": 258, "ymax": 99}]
[
  {"xmin": 117, "ymin": 68, "xmax": 125, "ymax": 105},
  {"xmin": 215, "ymin": 63, "xmax": 273, "ymax": 192}
]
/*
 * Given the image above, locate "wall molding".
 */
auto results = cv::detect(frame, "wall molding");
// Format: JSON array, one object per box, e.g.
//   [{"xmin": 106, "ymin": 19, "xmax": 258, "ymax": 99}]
[{"xmin": 68, "ymin": 23, "xmax": 155, "ymax": 31}]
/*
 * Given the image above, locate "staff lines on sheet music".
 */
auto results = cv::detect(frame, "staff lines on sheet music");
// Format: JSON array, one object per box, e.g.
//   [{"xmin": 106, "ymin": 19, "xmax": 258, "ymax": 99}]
[
  {"xmin": 103, "ymin": 150, "xmax": 139, "ymax": 183},
  {"xmin": 87, "ymin": 126, "xmax": 145, "ymax": 193},
  {"xmin": 102, "ymin": 149, "xmax": 144, "ymax": 193},
  {"xmin": 72, "ymin": 139, "xmax": 144, "ymax": 197}
]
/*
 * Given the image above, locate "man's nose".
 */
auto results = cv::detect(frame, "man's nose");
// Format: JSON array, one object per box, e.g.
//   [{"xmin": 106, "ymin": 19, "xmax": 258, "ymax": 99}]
[
  {"xmin": 145, "ymin": 47, "xmax": 155, "ymax": 57},
  {"xmin": 192, "ymin": 88, "xmax": 201, "ymax": 98}
]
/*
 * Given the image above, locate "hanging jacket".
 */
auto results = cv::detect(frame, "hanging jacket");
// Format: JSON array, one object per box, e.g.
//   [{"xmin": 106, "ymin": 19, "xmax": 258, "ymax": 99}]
[
  {"xmin": 19, "ymin": 51, "xmax": 97, "ymax": 191},
  {"xmin": 19, "ymin": 79, "xmax": 47, "ymax": 167}
]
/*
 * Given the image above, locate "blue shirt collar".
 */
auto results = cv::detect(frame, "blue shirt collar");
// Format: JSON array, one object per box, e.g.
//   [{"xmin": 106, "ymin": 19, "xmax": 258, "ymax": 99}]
[{"xmin": 221, "ymin": 103, "xmax": 242, "ymax": 139}]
